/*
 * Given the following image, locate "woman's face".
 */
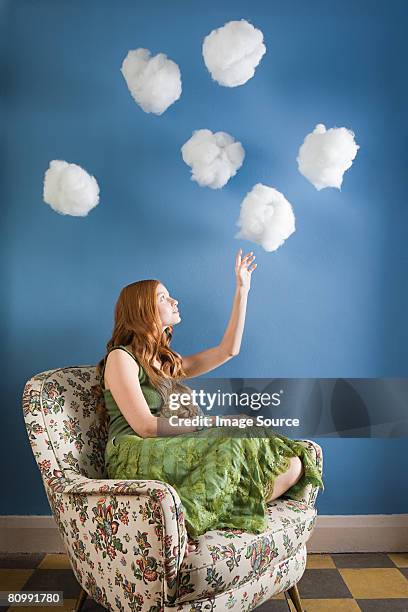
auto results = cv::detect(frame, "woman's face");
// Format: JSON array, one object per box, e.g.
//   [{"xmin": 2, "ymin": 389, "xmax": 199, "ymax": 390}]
[{"xmin": 156, "ymin": 283, "xmax": 181, "ymax": 329}]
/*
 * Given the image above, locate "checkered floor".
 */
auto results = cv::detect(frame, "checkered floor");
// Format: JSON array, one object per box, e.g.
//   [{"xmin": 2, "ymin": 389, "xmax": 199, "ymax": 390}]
[{"xmin": 0, "ymin": 553, "xmax": 407, "ymax": 611}]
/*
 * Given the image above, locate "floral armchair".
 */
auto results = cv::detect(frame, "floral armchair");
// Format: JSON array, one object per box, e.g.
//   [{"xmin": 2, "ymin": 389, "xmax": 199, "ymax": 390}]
[{"xmin": 22, "ymin": 365, "xmax": 323, "ymax": 612}]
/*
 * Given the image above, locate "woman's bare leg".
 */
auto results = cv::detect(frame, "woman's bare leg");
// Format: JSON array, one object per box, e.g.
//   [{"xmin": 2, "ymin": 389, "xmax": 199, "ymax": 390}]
[{"xmin": 266, "ymin": 456, "xmax": 304, "ymax": 503}]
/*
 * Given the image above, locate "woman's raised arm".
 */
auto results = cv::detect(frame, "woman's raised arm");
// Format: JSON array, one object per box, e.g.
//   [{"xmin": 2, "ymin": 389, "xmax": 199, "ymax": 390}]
[{"xmin": 181, "ymin": 249, "xmax": 257, "ymax": 378}]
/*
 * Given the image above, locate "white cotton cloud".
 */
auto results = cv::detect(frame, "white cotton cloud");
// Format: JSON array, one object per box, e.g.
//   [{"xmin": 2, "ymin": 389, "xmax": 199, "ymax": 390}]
[
  {"xmin": 235, "ymin": 183, "xmax": 296, "ymax": 252},
  {"xmin": 120, "ymin": 48, "xmax": 182, "ymax": 115},
  {"xmin": 202, "ymin": 19, "xmax": 266, "ymax": 87},
  {"xmin": 297, "ymin": 123, "xmax": 360, "ymax": 190},
  {"xmin": 181, "ymin": 129, "xmax": 245, "ymax": 189},
  {"xmin": 43, "ymin": 160, "xmax": 100, "ymax": 217}
]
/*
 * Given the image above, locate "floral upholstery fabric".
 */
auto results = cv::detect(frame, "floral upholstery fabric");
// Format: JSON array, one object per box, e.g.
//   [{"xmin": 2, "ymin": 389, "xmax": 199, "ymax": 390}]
[{"xmin": 22, "ymin": 366, "xmax": 323, "ymax": 611}]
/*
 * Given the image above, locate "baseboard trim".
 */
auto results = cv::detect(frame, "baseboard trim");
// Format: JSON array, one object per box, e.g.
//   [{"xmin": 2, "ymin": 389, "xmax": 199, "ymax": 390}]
[
  {"xmin": 308, "ymin": 514, "xmax": 408, "ymax": 553},
  {"xmin": 0, "ymin": 515, "xmax": 407, "ymax": 553}
]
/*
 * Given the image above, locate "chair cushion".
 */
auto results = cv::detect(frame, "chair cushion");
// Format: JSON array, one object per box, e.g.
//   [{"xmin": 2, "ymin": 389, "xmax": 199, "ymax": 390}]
[{"xmin": 174, "ymin": 497, "xmax": 316, "ymax": 604}]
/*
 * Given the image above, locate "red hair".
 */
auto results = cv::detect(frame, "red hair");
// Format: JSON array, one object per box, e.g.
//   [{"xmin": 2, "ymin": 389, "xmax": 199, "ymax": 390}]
[{"xmin": 97, "ymin": 279, "xmax": 187, "ymax": 399}]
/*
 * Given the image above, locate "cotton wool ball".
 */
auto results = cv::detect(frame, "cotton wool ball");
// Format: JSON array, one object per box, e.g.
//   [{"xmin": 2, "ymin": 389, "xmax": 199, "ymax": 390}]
[
  {"xmin": 297, "ymin": 123, "xmax": 360, "ymax": 190},
  {"xmin": 43, "ymin": 160, "xmax": 100, "ymax": 217},
  {"xmin": 235, "ymin": 183, "xmax": 296, "ymax": 252},
  {"xmin": 120, "ymin": 48, "xmax": 182, "ymax": 115},
  {"xmin": 181, "ymin": 129, "xmax": 245, "ymax": 189},
  {"xmin": 202, "ymin": 19, "xmax": 266, "ymax": 87}
]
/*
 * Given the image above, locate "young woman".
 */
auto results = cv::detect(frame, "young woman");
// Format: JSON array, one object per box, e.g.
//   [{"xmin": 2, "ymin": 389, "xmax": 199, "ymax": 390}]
[{"xmin": 97, "ymin": 249, "xmax": 324, "ymax": 577}]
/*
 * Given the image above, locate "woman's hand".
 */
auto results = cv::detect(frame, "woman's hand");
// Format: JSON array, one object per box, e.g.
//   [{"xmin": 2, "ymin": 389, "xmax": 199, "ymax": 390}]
[{"xmin": 235, "ymin": 248, "xmax": 257, "ymax": 292}]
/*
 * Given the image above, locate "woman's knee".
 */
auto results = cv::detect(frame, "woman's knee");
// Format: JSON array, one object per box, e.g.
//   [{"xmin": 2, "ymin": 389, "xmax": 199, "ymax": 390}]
[
  {"xmin": 288, "ymin": 456, "xmax": 303, "ymax": 486},
  {"xmin": 265, "ymin": 456, "xmax": 304, "ymax": 503}
]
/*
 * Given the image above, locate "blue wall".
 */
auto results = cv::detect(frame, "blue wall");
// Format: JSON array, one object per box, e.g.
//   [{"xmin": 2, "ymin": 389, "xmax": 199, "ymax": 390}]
[{"xmin": 1, "ymin": 0, "xmax": 407, "ymax": 515}]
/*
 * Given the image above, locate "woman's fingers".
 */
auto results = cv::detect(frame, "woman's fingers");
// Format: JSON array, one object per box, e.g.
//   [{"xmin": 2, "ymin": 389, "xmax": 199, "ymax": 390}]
[
  {"xmin": 241, "ymin": 254, "xmax": 256, "ymax": 268},
  {"xmin": 236, "ymin": 249, "xmax": 257, "ymax": 278},
  {"xmin": 236, "ymin": 250, "xmax": 255, "ymax": 265},
  {"xmin": 235, "ymin": 248, "xmax": 242, "ymax": 271},
  {"xmin": 238, "ymin": 250, "xmax": 252, "ymax": 261}
]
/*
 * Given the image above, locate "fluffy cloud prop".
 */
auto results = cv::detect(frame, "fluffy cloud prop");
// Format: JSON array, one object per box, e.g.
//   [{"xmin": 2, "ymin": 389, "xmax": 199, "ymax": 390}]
[
  {"xmin": 181, "ymin": 129, "xmax": 245, "ymax": 189},
  {"xmin": 235, "ymin": 183, "xmax": 296, "ymax": 252},
  {"xmin": 120, "ymin": 48, "xmax": 182, "ymax": 115},
  {"xmin": 43, "ymin": 160, "xmax": 100, "ymax": 217},
  {"xmin": 297, "ymin": 123, "xmax": 360, "ymax": 190},
  {"xmin": 202, "ymin": 19, "xmax": 266, "ymax": 87}
]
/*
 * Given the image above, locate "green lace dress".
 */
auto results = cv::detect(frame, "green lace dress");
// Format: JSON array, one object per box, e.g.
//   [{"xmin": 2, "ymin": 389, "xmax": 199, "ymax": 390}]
[{"xmin": 101, "ymin": 345, "xmax": 324, "ymax": 537}]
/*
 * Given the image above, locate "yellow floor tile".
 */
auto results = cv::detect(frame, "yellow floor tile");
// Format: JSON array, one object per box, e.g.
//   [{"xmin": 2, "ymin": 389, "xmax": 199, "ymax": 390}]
[
  {"xmin": 388, "ymin": 552, "xmax": 408, "ymax": 567},
  {"xmin": 301, "ymin": 599, "xmax": 361, "ymax": 611},
  {"xmin": 0, "ymin": 569, "xmax": 33, "ymax": 590},
  {"xmin": 8, "ymin": 599, "xmax": 77, "ymax": 611},
  {"xmin": 38, "ymin": 553, "xmax": 72, "ymax": 569},
  {"xmin": 306, "ymin": 554, "xmax": 336, "ymax": 569},
  {"xmin": 340, "ymin": 568, "xmax": 408, "ymax": 599}
]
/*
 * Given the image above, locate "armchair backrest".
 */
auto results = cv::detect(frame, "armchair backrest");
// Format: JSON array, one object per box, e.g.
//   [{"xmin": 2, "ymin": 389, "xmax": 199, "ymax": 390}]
[{"xmin": 22, "ymin": 366, "xmax": 108, "ymax": 484}]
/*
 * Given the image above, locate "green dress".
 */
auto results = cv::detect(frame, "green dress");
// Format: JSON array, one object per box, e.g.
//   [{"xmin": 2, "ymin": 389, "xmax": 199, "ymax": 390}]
[{"xmin": 101, "ymin": 345, "xmax": 324, "ymax": 537}]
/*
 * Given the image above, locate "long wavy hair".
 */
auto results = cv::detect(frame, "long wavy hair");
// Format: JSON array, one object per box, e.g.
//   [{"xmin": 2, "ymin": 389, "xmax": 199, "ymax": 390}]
[{"xmin": 96, "ymin": 279, "xmax": 188, "ymax": 406}]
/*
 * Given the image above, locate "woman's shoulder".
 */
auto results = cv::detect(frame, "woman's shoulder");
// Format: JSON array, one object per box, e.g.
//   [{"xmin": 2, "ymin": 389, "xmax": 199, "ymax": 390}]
[{"xmin": 105, "ymin": 345, "xmax": 144, "ymax": 379}]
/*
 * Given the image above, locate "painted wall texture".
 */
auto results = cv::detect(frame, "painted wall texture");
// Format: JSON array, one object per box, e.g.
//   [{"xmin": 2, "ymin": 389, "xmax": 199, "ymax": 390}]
[{"xmin": 1, "ymin": 0, "xmax": 407, "ymax": 515}]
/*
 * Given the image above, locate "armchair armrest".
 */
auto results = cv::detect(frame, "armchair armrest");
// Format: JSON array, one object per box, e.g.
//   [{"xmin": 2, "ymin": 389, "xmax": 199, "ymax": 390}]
[
  {"xmin": 45, "ymin": 472, "xmax": 187, "ymax": 605},
  {"xmin": 280, "ymin": 439, "xmax": 324, "ymax": 507}
]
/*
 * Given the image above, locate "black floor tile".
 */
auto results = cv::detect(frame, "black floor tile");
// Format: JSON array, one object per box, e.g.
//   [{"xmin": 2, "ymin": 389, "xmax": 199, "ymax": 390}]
[
  {"xmin": 82, "ymin": 598, "xmax": 108, "ymax": 611},
  {"xmin": 0, "ymin": 554, "xmax": 45, "ymax": 569},
  {"xmin": 255, "ymin": 600, "xmax": 289, "ymax": 611},
  {"xmin": 21, "ymin": 569, "xmax": 82, "ymax": 599},
  {"xmin": 357, "ymin": 600, "xmax": 408, "ymax": 611},
  {"xmin": 332, "ymin": 553, "xmax": 397, "ymax": 568},
  {"xmin": 297, "ymin": 568, "xmax": 353, "ymax": 599}
]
